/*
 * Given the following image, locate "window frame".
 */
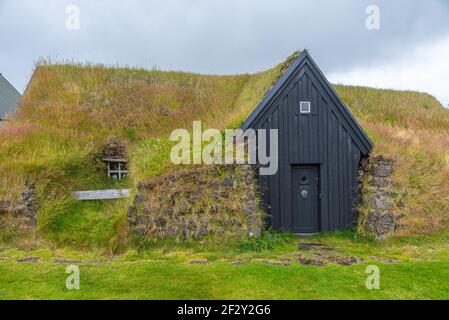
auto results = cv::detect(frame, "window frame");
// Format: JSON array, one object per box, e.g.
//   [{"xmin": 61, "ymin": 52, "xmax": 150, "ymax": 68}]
[
  {"xmin": 106, "ymin": 160, "xmax": 128, "ymax": 180},
  {"xmin": 300, "ymin": 101, "xmax": 311, "ymax": 114}
]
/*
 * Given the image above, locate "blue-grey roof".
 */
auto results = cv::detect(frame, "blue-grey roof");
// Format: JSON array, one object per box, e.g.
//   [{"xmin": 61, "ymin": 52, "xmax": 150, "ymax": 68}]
[{"xmin": 0, "ymin": 73, "xmax": 22, "ymax": 120}]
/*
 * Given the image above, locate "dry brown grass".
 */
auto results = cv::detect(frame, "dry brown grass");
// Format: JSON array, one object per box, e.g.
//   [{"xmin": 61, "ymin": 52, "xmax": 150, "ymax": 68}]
[
  {"xmin": 0, "ymin": 59, "xmax": 284, "ymax": 247},
  {"xmin": 337, "ymin": 86, "xmax": 449, "ymax": 235}
]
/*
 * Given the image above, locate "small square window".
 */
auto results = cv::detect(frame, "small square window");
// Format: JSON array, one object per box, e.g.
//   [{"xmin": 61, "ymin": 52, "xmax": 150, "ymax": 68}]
[
  {"xmin": 104, "ymin": 158, "xmax": 128, "ymax": 180},
  {"xmin": 300, "ymin": 101, "xmax": 311, "ymax": 114}
]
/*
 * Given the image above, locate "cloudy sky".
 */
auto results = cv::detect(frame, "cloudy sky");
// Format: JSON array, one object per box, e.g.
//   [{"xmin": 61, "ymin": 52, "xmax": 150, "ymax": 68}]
[{"xmin": 1, "ymin": 0, "xmax": 448, "ymax": 105}]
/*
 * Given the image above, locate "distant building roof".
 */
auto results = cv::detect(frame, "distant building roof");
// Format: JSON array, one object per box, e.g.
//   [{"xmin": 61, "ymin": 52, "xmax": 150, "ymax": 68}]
[{"xmin": 0, "ymin": 73, "xmax": 22, "ymax": 120}]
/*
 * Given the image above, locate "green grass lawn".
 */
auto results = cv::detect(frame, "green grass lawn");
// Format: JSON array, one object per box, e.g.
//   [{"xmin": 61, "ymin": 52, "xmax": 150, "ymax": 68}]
[{"xmin": 1, "ymin": 231, "xmax": 449, "ymax": 300}]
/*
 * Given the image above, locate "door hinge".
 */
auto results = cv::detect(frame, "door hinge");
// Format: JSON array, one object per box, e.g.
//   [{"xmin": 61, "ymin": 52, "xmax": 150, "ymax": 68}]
[{"xmin": 319, "ymin": 193, "xmax": 324, "ymax": 199}]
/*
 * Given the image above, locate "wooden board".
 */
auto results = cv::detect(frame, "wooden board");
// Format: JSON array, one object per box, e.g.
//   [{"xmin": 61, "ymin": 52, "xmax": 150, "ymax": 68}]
[{"xmin": 72, "ymin": 189, "xmax": 130, "ymax": 200}]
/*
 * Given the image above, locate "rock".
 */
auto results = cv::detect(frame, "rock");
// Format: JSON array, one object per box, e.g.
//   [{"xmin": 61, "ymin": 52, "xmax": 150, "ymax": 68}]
[
  {"xmin": 127, "ymin": 206, "xmax": 137, "ymax": 219},
  {"xmin": 91, "ymin": 260, "xmax": 111, "ymax": 265},
  {"xmin": 297, "ymin": 256, "xmax": 327, "ymax": 266},
  {"xmin": 17, "ymin": 257, "xmax": 39, "ymax": 263},
  {"xmin": 133, "ymin": 194, "xmax": 144, "ymax": 205},
  {"xmin": 332, "ymin": 256, "xmax": 363, "ymax": 266},
  {"xmin": 223, "ymin": 177, "xmax": 234, "ymax": 187},
  {"xmin": 230, "ymin": 261, "xmax": 247, "ymax": 265},
  {"xmin": 21, "ymin": 190, "xmax": 34, "ymax": 200},
  {"xmin": 155, "ymin": 217, "xmax": 167, "ymax": 227},
  {"xmin": 54, "ymin": 259, "xmax": 83, "ymax": 264},
  {"xmin": 134, "ymin": 225, "xmax": 146, "ymax": 237},
  {"xmin": 247, "ymin": 214, "xmax": 260, "ymax": 225},
  {"xmin": 369, "ymin": 256, "xmax": 400, "ymax": 264},
  {"xmin": 371, "ymin": 197, "xmax": 393, "ymax": 210},
  {"xmin": 373, "ymin": 165, "xmax": 392, "ymax": 177},
  {"xmin": 291, "ymin": 252, "xmax": 362, "ymax": 266},
  {"xmin": 365, "ymin": 211, "xmax": 396, "ymax": 239},
  {"xmin": 372, "ymin": 177, "xmax": 392, "ymax": 188},
  {"xmin": 244, "ymin": 204, "xmax": 258, "ymax": 215},
  {"xmin": 1, "ymin": 181, "xmax": 39, "ymax": 227},
  {"xmin": 195, "ymin": 226, "xmax": 207, "ymax": 238},
  {"xmin": 297, "ymin": 242, "xmax": 324, "ymax": 250},
  {"xmin": 188, "ymin": 259, "xmax": 210, "ymax": 265},
  {"xmin": 359, "ymin": 157, "xmax": 369, "ymax": 170},
  {"xmin": 317, "ymin": 247, "xmax": 337, "ymax": 253}
]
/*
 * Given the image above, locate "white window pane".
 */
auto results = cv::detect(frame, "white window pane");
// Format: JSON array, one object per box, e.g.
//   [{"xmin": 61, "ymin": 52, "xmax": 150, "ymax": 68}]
[{"xmin": 300, "ymin": 101, "xmax": 311, "ymax": 114}]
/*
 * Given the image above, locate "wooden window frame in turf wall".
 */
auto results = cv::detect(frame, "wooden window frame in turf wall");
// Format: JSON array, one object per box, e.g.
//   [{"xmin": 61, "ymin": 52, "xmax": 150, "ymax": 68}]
[{"xmin": 103, "ymin": 157, "xmax": 128, "ymax": 180}]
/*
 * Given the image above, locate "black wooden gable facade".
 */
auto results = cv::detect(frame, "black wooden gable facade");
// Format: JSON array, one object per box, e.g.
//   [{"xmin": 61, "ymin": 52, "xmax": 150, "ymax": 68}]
[{"xmin": 242, "ymin": 51, "xmax": 373, "ymax": 233}]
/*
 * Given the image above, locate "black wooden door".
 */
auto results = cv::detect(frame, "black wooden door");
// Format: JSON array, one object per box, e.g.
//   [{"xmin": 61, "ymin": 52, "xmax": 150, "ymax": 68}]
[{"xmin": 292, "ymin": 165, "xmax": 320, "ymax": 233}]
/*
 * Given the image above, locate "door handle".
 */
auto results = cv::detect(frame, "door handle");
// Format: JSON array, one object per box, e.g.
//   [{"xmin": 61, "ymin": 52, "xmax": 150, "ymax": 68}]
[{"xmin": 301, "ymin": 190, "xmax": 308, "ymax": 199}]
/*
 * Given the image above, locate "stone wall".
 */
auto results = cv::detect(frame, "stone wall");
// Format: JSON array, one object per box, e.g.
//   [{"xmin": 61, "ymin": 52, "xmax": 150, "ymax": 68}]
[
  {"xmin": 0, "ymin": 181, "xmax": 38, "ymax": 227},
  {"xmin": 357, "ymin": 156, "xmax": 404, "ymax": 240},
  {"xmin": 128, "ymin": 165, "xmax": 263, "ymax": 242}
]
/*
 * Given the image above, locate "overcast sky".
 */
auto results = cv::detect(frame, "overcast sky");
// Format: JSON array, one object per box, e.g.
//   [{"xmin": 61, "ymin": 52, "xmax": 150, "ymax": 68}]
[{"xmin": 1, "ymin": 0, "xmax": 448, "ymax": 105}]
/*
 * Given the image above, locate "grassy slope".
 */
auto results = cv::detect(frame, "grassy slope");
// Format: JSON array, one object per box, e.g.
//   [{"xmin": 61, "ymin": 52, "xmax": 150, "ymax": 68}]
[
  {"xmin": 335, "ymin": 86, "xmax": 449, "ymax": 234},
  {"xmin": 1, "ymin": 55, "xmax": 449, "ymax": 250},
  {"xmin": 0, "ymin": 61, "xmax": 284, "ymax": 249}
]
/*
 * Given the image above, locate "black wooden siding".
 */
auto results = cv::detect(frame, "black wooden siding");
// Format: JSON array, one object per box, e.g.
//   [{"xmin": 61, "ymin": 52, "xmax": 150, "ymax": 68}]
[{"xmin": 245, "ymin": 51, "xmax": 371, "ymax": 233}]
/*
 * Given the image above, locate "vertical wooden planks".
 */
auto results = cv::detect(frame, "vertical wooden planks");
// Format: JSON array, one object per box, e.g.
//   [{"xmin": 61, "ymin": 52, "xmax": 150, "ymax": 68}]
[
  {"xmin": 270, "ymin": 106, "xmax": 280, "ymax": 229},
  {"xmin": 245, "ymin": 56, "xmax": 369, "ymax": 233},
  {"xmin": 320, "ymin": 96, "xmax": 329, "ymax": 231}
]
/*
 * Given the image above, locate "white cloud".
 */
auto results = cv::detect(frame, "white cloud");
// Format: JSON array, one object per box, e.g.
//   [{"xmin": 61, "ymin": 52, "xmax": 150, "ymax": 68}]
[
  {"xmin": 328, "ymin": 35, "xmax": 449, "ymax": 107},
  {"xmin": 1, "ymin": 0, "xmax": 449, "ymax": 98}
]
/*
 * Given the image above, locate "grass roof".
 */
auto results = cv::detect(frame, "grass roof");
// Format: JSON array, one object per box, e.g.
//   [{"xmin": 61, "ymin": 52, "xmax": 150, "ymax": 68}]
[{"xmin": 1, "ymin": 53, "xmax": 449, "ymax": 249}]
